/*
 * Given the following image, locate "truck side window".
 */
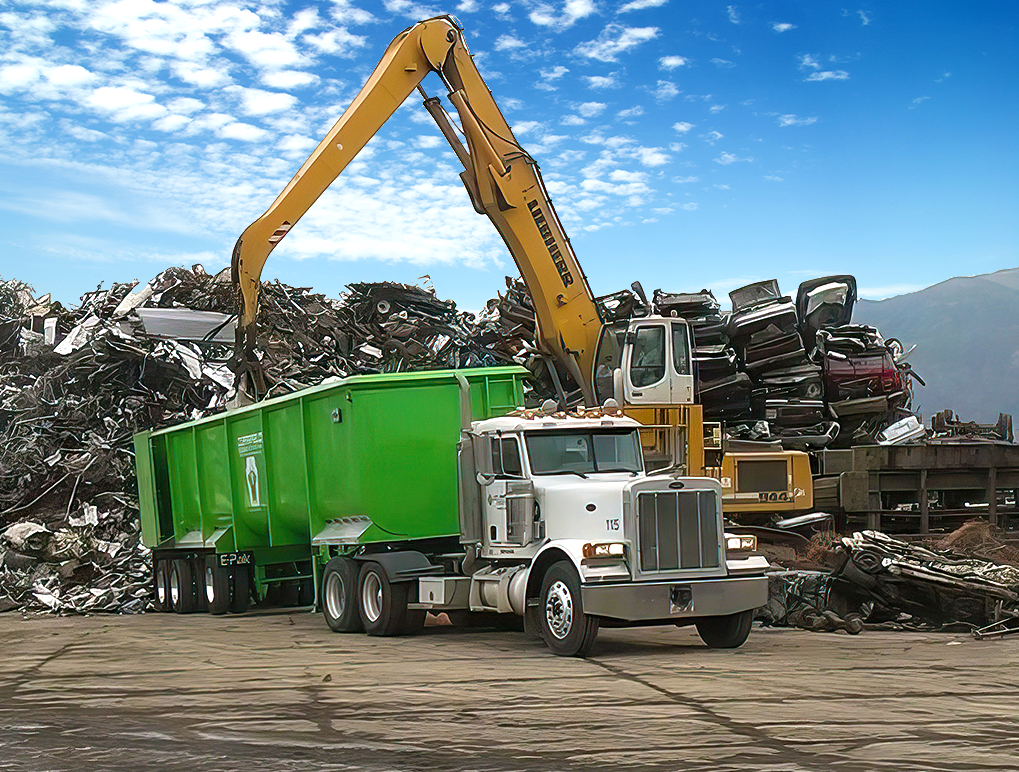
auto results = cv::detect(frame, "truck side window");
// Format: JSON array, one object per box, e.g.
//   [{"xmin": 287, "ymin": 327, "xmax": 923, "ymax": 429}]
[
  {"xmin": 671, "ymin": 322, "xmax": 691, "ymax": 375},
  {"xmin": 630, "ymin": 325, "xmax": 665, "ymax": 387},
  {"xmin": 492, "ymin": 437, "xmax": 523, "ymax": 478}
]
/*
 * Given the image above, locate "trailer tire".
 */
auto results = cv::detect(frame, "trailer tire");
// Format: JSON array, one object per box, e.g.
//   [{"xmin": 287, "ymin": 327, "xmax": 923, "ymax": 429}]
[
  {"xmin": 204, "ymin": 556, "xmax": 231, "ymax": 615},
  {"xmin": 153, "ymin": 559, "xmax": 172, "ymax": 612},
  {"xmin": 538, "ymin": 561, "xmax": 599, "ymax": 657},
  {"xmin": 358, "ymin": 562, "xmax": 409, "ymax": 636},
  {"xmin": 170, "ymin": 558, "xmax": 197, "ymax": 614},
  {"xmin": 230, "ymin": 566, "xmax": 250, "ymax": 614},
  {"xmin": 322, "ymin": 558, "xmax": 363, "ymax": 633},
  {"xmin": 695, "ymin": 609, "xmax": 753, "ymax": 649}
]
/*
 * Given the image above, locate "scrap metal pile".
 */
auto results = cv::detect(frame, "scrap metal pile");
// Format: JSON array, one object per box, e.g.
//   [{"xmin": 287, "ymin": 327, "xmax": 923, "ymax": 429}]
[
  {"xmin": 0, "ymin": 267, "xmax": 524, "ymax": 614},
  {"xmin": 652, "ymin": 276, "xmax": 923, "ymax": 450},
  {"xmin": 761, "ymin": 522, "xmax": 1019, "ymax": 635}
]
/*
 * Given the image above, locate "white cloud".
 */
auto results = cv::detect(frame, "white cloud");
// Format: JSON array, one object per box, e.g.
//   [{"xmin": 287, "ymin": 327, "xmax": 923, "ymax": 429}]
[
  {"xmin": 674, "ymin": 175, "xmax": 698, "ymax": 183},
  {"xmin": 278, "ymin": 134, "xmax": 318, "ymax": 155},
  {"xmin": 304, "ymin": 27, "xmax": 367, "ymax": 57},
  {"xmin": 610, "ymin": 169, "xmax": 647, "ymax": 183},
  {"xmin": 585, "ymin": 74, "xmax": 621, "ymax": 89},
  {"xmin": 152, "ymin": 115, "xmax": 191, "ymax": 132},
  {"xmin": 217, "ymin": 122, "xmax": 269, "ymax": 142},
  {"xmin": 798, "ymin": 54, "xmax": 820, "ymax": 70},
  {"xmin": 777, "ymin": 114, "xmax": 817, "ymax": 126},
  {"xmin": 617, "ymin": 106, "xmax": 644, "ymax": 119},
  {"xmin": 225, "ymin": 29, "xmax": 306, "ymax": 71},
  {"xmin": 633, "ymin": 146, "xmax": 669, "ymax": 166},
  {"xmin": 764, "ymin": 175, "xmax": 783, "ymax": 182},
  {"xmin": 229, "ymin": 87, "xmax": 298, "ymax": 116},
  {"xmin": 652, "ymin": 80, "xmax": 679, "ymax": 101},
  {"xmin": 771, "ymin": 22, "xmax": 795, "ymax": 33},
  {"xmin": 727, "ymin": 5, "xmax": 740, "ymax": 23},
  {"xmin": 495, "ymin": 35, "xmax": 525, "ymax": 50},
  {"xmin": 659, "ymin": 55, "xmax": 688, "ymax": 70},
  {"xmin": 672, "ymin": 121, "xmax": 695, "ymax": 133},
  {"xmin": 261, "ymin": 70, "xmax": 318, "ymax": 90},
  {"xmin": 619, "ymin": 0, "xmax": 668, "ymax": 11},
  {"xmin": 704, "ymin": 130, "xmax": 723, "ymax": 144},
  {"xmin": 167, "ymin": 97, "xmax": 204, "ymax": 115},
  {"xmin": 679, "ymin": 202, "xmax": 697, "ymax": 211},
  {"xmin": 172, "ymin": 61, "xmax": 232, "ymax": 89},
  {"xmin": 529, "ymin": 0, "xmax": 597, "ymax": 29},
  {"xmin": 330, "ymin": 1, "xmax": 376, "ymax": 25},
  {"xmin": 711, "ymin": 58, "xmax": 735, "ymax": 68},
  {"xmin": 709, "ymin": 104, "xmax": 725, "ymax": 114},
  {"xmin": 540, "ymin": 65, "xmax": 569, "ymax": 80},
  {"xmin": 668, "ymin": 142, "xmax": 686, "ymax": 151},
  {"xmin": 715, "ymin": 151, "xmax": 751, "ymax": 164},
  {"xmin": 63, "ymin": 124, "xmax": 108, "ymax": 142},
  {"xmin": 86, "ymin": 86, "xmax": 168, "ymax": 122},
  {"xmin": 414, "ymin": 136, "xmax": 442, "ymax": 149},
  {"xmin": 457, "ymin": 0, "xmax": 480, "ymax": 12},
  {"xmin": 578, "ymin": 101, "xmax": 606, "ymax": 117},
  {"xmin": 576, "ymin": 24, "xmax": 659, "ymax": 61},
  {"xmin": 805, "ymin": 70, "xmax": 849, "ymax": 82},
  {"xmin": 909, "ymin": 96, "xmax": 930, "ymax": 109},
  {"xmin": 561, "ymin": 114, "xmax": 586, "ymax": 126},
  {"xmin": 512, "ymin": 120, "xmax": 543, "ymax": 135},
  {"xmin": 858, "ymin": 10, "xmax": 872, "ymax": 25}
]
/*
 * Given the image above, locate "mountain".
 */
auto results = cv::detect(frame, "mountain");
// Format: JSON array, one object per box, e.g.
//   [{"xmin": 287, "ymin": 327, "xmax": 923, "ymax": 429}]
[{"xmin": 853, "ymin": 268, "xmax": 1019, "ymax": 424}]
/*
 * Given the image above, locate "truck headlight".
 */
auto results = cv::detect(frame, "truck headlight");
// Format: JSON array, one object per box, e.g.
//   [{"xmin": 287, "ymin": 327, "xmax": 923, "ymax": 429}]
[
  {"xmin": 582, "ymin": 542, "xmax": 626, "ymax": 558},
  {"xmin": 725, "ymin": 534, "xmax": 757, "ymax": 552}
]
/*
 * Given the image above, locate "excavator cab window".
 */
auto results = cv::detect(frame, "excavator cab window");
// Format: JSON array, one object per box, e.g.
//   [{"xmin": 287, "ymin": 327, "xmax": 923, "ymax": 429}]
[
  {"xmin": 630, "ymin": 325, "xmax": 666, "ymax": 388},
  {"xmin": 671, "ymin": 322, "xmax": 692, "ymax": 376}
]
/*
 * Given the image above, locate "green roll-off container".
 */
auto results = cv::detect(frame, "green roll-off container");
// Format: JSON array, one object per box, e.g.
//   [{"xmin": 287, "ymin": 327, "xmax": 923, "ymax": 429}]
[{"xmin": 135, "ymin": 367, "xmax": 525, "ymax": 600}]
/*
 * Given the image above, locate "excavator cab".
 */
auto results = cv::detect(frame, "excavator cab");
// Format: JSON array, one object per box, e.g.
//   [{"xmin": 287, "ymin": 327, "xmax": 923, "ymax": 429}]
[{"xmin": 593, "ymin": 318, "xmax": 694, "ymax": 407}]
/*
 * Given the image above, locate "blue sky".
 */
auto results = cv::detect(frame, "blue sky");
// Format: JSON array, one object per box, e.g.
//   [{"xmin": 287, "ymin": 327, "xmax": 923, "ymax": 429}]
[{"xmin": 0, "ymin": 0, "xmax": 1016, "ymax": 311}]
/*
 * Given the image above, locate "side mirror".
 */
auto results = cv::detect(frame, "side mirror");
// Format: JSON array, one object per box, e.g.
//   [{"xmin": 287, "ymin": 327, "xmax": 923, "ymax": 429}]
[{"xmin": 476, "ymin": 472, "xmax": 496, "ymax": 487}]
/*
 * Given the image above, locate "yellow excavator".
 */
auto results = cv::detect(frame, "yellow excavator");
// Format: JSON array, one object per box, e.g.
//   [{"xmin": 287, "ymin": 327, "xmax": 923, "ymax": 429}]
[{"xmin": 230, "ymin": 15, "xmax": 812, "ymax": 518}]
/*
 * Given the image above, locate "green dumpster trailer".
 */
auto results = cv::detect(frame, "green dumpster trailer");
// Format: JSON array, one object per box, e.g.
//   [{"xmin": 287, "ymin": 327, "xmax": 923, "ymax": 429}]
[{"xmin": 136, "ymin": 367, "xmax": 524, "ymax": 615}]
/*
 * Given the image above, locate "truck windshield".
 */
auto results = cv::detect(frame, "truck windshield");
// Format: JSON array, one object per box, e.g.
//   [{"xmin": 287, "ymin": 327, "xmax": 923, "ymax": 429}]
[{"xmin": 525, "ymin": 430, "xmax": 643, "ymax": 475}]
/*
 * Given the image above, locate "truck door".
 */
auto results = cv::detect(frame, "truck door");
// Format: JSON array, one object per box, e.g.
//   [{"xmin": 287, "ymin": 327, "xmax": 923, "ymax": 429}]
[
  {"xmin": 484, "ymin": 436, "xmax": 532, "ymax": 547},
  {"xmin": 670, "ymin": 320, "xmax": 694, "ymax": 403},
  {"xmin": 623, "ymin": 321, "xmax": 671, "ymax": 404}
]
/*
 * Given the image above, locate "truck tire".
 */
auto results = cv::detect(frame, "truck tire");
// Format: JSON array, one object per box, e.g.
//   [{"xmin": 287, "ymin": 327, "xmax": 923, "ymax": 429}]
[
  {"xmin": 153, "ymin": 559, "xmax": 172, "ymax": 612},
  {"xmin": 538, "ymin": 561, "xmax": 599, "ymax": 657},
  {"xmin": 358, "ymin": 561, "xmax": 410, "ymax": 636},
  {"xmin": 230, "ymin": 566, "xmax": 251, "ymax": 613},
  {"xmin": 322, "ymin": 557, "xmax": 363, "ymax": 633},
  {"xmin": 204, "ymin": 556, "xmax": 231, "ymax": 615},
  {"xmin": 170, "ymin": 558, "xmax": 197, "ymax": 614},
  {"xmin": 695, "ymin": 609, "xmax": 753, "ymax": 649}
]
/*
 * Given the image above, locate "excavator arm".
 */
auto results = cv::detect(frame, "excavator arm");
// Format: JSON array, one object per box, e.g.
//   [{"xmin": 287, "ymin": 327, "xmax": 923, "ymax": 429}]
[{"xmin": 232, "ymin": 15, "xmax": 603, "ymax": 401}]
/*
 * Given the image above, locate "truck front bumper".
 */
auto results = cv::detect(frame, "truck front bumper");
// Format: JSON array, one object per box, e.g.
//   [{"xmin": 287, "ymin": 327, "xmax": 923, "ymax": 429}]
[{"xmin": 581, "ymin": 575, "xmax": 768, "ymax": 622}]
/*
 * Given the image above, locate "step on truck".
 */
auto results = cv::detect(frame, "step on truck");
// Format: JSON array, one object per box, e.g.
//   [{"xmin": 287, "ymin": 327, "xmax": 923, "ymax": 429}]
[{"xmin": 136, "ymin": 367, "xmax": 768, "ymax": 656}]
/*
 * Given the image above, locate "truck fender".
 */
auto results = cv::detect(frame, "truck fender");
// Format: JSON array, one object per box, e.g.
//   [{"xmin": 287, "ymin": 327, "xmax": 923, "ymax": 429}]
[
  {"xmin": 353, "ymin": 551, "xmax": 441, "ymax": 583},
  {"xmin": 524, "ymin": 542, "xmax": 585, "ymax": 602}
]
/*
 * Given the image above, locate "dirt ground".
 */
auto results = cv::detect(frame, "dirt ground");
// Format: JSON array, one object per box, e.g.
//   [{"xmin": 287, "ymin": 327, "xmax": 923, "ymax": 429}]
[{"xmin": 1, "ymin": 611, "xmax": 1017, "ymax": 772}]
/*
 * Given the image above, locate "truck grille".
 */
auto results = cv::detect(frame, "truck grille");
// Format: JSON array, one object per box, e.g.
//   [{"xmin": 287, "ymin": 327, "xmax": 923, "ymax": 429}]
[{"xmin": 636, "ymin": 490, "xmax": 721, "ymax": 573}]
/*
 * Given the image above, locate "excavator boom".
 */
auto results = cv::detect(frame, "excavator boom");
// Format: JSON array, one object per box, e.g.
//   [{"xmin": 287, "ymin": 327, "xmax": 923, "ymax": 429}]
[{"xmin": 232, "ymin": 16, "xmax": 602, "ymax": 401}]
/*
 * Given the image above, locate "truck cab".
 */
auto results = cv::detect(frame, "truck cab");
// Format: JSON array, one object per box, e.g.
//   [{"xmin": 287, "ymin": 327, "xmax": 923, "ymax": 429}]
[{"xmin": 461, "ymin": 409, "xmax": 769, "ymax": 655}]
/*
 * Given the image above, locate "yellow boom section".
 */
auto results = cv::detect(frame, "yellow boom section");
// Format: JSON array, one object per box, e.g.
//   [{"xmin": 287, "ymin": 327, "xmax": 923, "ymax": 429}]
[{"xmin": 231, "ymin": 16, "xmax": 603, "ymax": 402}]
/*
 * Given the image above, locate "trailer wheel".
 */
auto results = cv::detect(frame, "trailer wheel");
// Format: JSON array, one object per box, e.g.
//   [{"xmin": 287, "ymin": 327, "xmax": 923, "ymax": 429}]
[
  {"xmin": 358, "ymin": 562, "xmax": 409, "ymax": 636},
  {"xmin": 322, "ymin": 558, "xmax": 363, "ymax": 633},
  {"xmin": 204, "ymin": 556, "xmax": 231, "ymax": 615},
  {"xmin": 170, "ymin": 558, "xmax": 197, "ymax": 614},
  {"xmin": 230, "ymin": 566, "xmax": 251, "ymax": 614},
  {"xmin": 153, "ymin": 559, "xmax": 172, "ymax": 612},
  {"xmin": 695, "ymin": 610, "xmax": 753, "ymax": 649},
  {"xmin": 538, "ymin": 561, "xmax": 599, "ymax": 657}
]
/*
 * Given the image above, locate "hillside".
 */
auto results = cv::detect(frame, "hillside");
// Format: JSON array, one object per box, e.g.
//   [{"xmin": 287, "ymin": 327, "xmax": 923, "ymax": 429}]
[{"xmin": 854, "ymin": 268, "xmax": 1019, "ymax": 423}]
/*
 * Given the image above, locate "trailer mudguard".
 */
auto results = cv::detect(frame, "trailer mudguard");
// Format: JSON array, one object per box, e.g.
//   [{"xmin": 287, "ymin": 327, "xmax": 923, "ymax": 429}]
[{"xmin": 355, "ymin": 551, "xmax": 445, "ymax": 583}]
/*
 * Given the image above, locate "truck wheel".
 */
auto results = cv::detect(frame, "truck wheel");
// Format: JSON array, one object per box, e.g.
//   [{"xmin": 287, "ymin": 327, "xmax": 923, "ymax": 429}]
[
  {"xmin": 322, "ymin": 557, "xmax": 363, "ymax": 633},
  {"xmin": 538, "ymin": 561, "xmax": 599, "ymax": 657},
  {"xmin": 153, "ymin": 559, "xmax": 172, "ymax": 612},
  {"xmin": 695, "ymin": 610, "xmax": 753, "ymax": 649},
  {"xmin": 230, "ymin": 566, "xmax": 251, "ymax": 613},
  {"xmin": 358, "ymin": 562, "xmax": 409, "ymax": 636},
  {"xmin": 170, "ymin": 558, "xmax": 197, "ymax": 614},
  {"xmin": 204, "ymin": 556, "xmax": 231, "ymax": 615}
]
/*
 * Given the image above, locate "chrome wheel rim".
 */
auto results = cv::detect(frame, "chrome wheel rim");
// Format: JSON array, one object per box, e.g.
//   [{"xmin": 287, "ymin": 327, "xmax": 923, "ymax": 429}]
[
  {"xmin": 156, "ymin": 566, "xmax": 168, "ymax": 606},
  {"xmin": 361, "ymin": 571, "xmax": 383, "ymax": 623},
  {"xmin": 545, "ymin": 580, "xmax": 574, "ymax": 639},
  {"xmin": 325, "ymin": 572, "xmax": 346, "ymax": 620},
  {"xmin": 205, "ymin": 567, "xmax": 216, "ymax": 605}
]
